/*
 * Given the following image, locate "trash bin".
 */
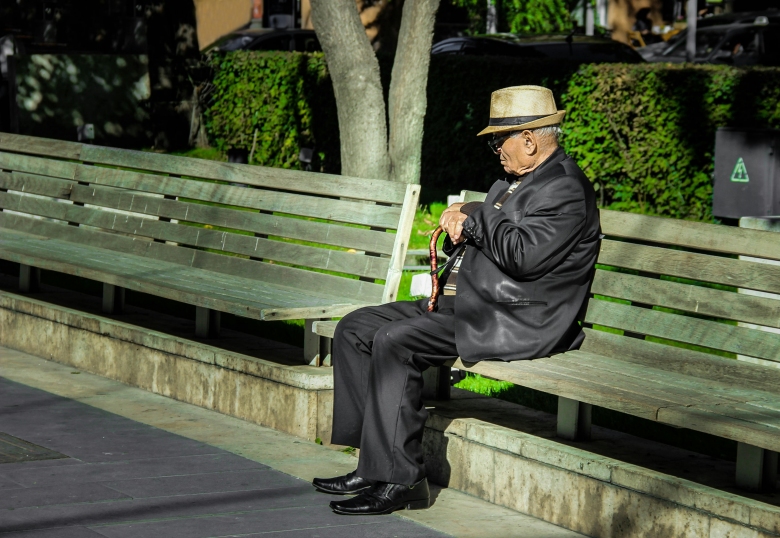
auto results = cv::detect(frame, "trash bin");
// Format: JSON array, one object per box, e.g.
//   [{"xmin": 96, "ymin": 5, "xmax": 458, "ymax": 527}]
[{"xmin": 712, "ymin": 128, "xmax": 780, "ymax": 219}]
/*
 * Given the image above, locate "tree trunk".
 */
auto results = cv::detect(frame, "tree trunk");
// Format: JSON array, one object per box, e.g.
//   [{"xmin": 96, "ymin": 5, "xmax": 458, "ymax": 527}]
[
  {"xmin": 310, "ymin": 0, "xmax": 390, "ymax": 181},
  {"xmin": 387, "ymin": 0, "xmax": 440, "ymax": 184}
]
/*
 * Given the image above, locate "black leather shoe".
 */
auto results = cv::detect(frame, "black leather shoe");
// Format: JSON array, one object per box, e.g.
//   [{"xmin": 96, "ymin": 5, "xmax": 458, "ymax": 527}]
[
  {"xmin": 329, "ymin": 477, "xmax": 430, "ymax": 515},
  {"xmin": 312, "ymin": 471, "xmax": 375, "ymax": 495}
]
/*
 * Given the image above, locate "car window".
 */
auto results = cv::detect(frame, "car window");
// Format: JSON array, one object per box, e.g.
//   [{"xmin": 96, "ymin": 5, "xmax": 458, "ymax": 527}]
[
  {"xmin": 252, "ymin": 35, "xmax": 293, "ymax": 52},
  {"xmin": 665, "ymin": 30, "xmax": 725, "ymax": 59},
  {"xmin": 295, "ymin": 36, "xmax": 321, "ymax": 52},
  {"xmin": 715, "ymin": 29, "xmax": 760, "ymax": 61},
  {"xmin": 762, "ymin": 28, "xmax": 780, "ymax": 63}
]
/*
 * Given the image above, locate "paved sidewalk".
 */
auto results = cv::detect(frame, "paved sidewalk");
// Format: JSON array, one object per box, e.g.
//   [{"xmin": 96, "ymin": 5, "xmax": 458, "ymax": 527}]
[{"xmin": 0, "ymin": 347, "xmax": 584, "ymax": 538}]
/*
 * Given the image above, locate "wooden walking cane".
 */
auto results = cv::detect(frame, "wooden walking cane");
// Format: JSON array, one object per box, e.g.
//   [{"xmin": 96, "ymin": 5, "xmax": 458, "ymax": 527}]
[{"xmin": 427, "ymin": 226, "xmax": 444, "ymax": 312}]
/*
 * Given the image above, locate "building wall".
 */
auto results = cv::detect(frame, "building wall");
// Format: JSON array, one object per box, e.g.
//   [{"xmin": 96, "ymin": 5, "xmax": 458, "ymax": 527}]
[{"xmin": 194, "ymin": 0, "xmax": 253, "ymax": 50}]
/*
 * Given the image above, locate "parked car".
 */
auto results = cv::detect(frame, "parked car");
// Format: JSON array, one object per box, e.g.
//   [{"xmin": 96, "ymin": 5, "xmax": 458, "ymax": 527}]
[
  {"xmin": 204, "ymin": 28, "xmax": 321, "ymax": 54},
  {"xmin": 431, "ymin": 34, "xmax": 645, "ymax": 63},
  {"xmin": 640, "ymin": 12, "xmax": 780, "ymax": 66}
]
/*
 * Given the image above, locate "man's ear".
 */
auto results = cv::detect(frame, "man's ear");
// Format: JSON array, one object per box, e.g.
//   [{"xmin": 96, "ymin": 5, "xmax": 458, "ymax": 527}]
[{"xmin": 522, "ymin": 130, "xmax": 537, "ymax": 155}]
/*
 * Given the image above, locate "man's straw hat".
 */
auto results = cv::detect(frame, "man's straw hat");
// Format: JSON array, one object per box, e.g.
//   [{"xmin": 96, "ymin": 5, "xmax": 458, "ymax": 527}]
[{"xmin": 477, "ymin": 86, "xmax": 565, "ymax": 137}]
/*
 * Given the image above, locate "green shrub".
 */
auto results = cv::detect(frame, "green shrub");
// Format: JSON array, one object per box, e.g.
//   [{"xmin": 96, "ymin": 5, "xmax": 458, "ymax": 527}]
[
  {"xmin": 205, "ymin": 53, "xmax": 780, "ymax": 220},
  {"xmin": 205, "ymin": 51, "xmax": 339, "ymax": 172}
]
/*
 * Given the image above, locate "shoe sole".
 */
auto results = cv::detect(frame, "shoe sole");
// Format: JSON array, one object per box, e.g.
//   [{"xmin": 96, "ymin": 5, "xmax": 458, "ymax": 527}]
[
  {"xmin": 313, "ymin": 484, "xmax": 373, "ymax": 495},
  {"xmin": 331, "ymin": 498, "xmax": 430, "ymax": 515}
]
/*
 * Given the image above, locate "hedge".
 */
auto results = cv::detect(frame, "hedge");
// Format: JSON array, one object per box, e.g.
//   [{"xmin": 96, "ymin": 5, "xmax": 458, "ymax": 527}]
[{"xmin": 205, "ymin": 53, "xmax": 780, "ymax": 221}]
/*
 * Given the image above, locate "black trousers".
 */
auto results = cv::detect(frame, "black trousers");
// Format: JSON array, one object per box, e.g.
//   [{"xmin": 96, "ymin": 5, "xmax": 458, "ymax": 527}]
[{"xmin": 331, "ymin": 296, "xmax": 459, "ymax": 485}]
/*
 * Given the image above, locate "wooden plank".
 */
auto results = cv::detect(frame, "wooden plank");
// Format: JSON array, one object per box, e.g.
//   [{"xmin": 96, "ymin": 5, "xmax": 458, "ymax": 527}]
[
  {"xmin": 0, "ymin": 172, "xmax": 75, "ymax": 199},
  {"xmin": 0, "ymin": 212, "xmax": 386, "ymax": 303},
  {"xmin": 0, "ymin": 229, "xmax": 371, "ymax": 320},
  {"xmin": 0, "ymin": 133, "xmax": 83, "ymax": 160},
  {"xmin": 262, "ymin": 304, "xmax": 371, "ymax": 322},
  {"xmin": 461, "ymin": 190, "xmax": 487, "ymax": 203},
  {"xmin": 451, "ymin": 358, "xmax": 665, "ymax": 420},
  {"xmin": 0, "ymin": 152, "xmax": 78, "ymax": 180},
  {"xmin": 78, "ymin": 144, "xmax": 408, "ymax": 204},
  {"xmin": 591, "ymin": 270, "xmax": 780, "ymax": 328},
  {"xmin": 584, "ymin": 299, "xmax": 780, "ymax": 363},
  {"xmin": 580, "ymin": 329, "xmax": 780, "ymax": 393},
  {"xmin": 559, "ymin": 350, "xmax": 779, "ymax": 404},
  {"xmin": 313, "ymin": 320, "xmax": 338, "ymax": 338},
  {"xmin": 601, "ymin": 209, "xmax": 780, "ymax": 262},
  {"xmin": 73, "ymin": 165, "xmax": 403, "ymax": 229},
  {"xmin": 383, "ymin": 183, "xmax": 420, "ymax": 303},
  {"xmin": 69, "ymin": 184, "xmax": 396, "ymax": 255},
  {"xmin": 657, "ymin": 405, "xmax": 780, "ymax": 453},
  {"xmin": 598, "ymin": 240, "xmax": 780, "ymax": 295},
  {"xmin": 0, "ymin": 191, "xmax": 391, "ymax": 279}
]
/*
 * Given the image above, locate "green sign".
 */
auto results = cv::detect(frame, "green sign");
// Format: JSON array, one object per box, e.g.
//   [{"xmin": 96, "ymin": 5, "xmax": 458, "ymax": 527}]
[{"xmin": 730, "ymin": 157, "xmax": 749, "ymax": 183}]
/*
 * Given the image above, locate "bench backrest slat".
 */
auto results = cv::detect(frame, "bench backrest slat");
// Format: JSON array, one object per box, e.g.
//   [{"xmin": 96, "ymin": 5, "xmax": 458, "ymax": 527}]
[
  {"xmin": 592, "ymin": 270, "xmax": 780, "ymax": 329},
  {"xmin": 585, "ymin": 299, "xmax": 780, "ymax": 363},
  {"xmin": 601, "ymin": 209, "xmax": 780, "ymax": 261},
  {"xmin": 0, "ymin": 134, "xmax": 419, "ymax": 307},
  {"xmin": 0, "ymin": 134, "xmax": 409, "ymax": 204},
  {"xmin": 460, "ymin": 189, "xmax": 780, "ymax": 366},
  {"xmin": 599, "ymin": 240, "xmax": 780, "ymax": 295}
]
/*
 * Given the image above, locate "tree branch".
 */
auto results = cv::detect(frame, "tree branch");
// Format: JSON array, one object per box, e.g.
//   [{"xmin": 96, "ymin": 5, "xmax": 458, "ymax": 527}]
[{"xmin": 310, "ymin": 0, "xmax": 390, "ymax": 181}]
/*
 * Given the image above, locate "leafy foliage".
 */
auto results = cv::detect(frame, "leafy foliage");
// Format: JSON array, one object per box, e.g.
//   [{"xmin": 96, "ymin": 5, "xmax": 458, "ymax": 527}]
[
  {"xmin": 450, "ymin": 0, "xmax": 575, "ymax": 34},
  {"xmin": 205, "ymin": 51, "xmax": 339, "ymax": 171},
  {"xmin": 205, "ymin": 52, "xmax": 780, "ymax": 221}
]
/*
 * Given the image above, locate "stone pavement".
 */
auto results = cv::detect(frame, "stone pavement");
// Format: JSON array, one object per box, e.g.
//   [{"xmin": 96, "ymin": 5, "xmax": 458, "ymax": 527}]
[{"xmin": 0, "ymin": 347, "xmax": 584, "ymax": 538}]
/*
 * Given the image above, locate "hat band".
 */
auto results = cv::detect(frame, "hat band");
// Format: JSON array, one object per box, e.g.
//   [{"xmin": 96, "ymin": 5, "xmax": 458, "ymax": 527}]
[{"xmin": 488, "ymin": 114, "xmax": 554, "ymax": 127}]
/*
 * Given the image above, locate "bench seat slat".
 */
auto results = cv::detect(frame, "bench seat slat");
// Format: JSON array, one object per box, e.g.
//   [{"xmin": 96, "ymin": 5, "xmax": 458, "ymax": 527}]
[
  {"xmin": 599, "ymin": 239, "xmax": 780, "ymax": 295},
  {"xmin": 0, "ymin": 191, "xmax": 391, "ymax": 280},
  {"xmin": 74, "ymin": 164, "xmax": 403, "ymax": 229},
  {"xmin": 601, "ymin": 209, "xmax": 780, "ymax": 261},
  {"xmin": 528, "ymin": 355, "xmax": 737, "ymax": 407},
  {"xmin": 0, "ymin": 172, "xmax": 75, "ymax": 199},
  {"xmin": 0, "ymin": 212, "xmax": 386, "ymax": 303},
  {"xmin": 0, "ymin": 230, "xmax": 372, "ymax": 320},
  {"xmin": 559, "ymin": 350, "xmax": 779, "ymax": 404},
  {"xmin": 657, "ymin": 404, "xmax": 780, "ymax": 453},
  {"xmin": 591, "ymin": 269, "xmax": 780, "ymax": 329},
  {"xmin": 0, "ymin": 133, "xmax": 409, "ymax": 204},
  {"xmin": 585, "ymin": 299, "xmax": 780, "ymax": 363},
  {"xmin": 580, "ymin": 329, "xmax": 780, "ymax": 392},
  {"xmin": 69, "ymin": 185, "xmax": 396, "ymax": 255}
]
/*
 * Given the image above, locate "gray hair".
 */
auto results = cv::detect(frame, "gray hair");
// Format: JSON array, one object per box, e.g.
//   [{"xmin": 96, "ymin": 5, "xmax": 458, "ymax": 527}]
[{"xmin": 511, "ymin": 125, "xmax": 561, "ymax": 146}]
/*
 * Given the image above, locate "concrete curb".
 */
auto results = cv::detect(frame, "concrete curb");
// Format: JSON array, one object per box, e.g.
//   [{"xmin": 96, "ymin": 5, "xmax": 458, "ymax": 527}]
[{"xmin": 1, "ymin": 290, "xmax": 778, "ymax": 537}]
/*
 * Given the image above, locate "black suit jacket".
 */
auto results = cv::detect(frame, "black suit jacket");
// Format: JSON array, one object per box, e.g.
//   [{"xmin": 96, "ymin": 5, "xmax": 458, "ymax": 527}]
[{"xmin": 444, "ymin": 148, "xmax": 600, "ymax": 362}]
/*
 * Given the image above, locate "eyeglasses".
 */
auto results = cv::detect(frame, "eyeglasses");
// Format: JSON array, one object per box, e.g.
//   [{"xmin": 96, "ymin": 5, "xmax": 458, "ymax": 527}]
[{"xmin": 488, "ymin": 132, "xmax": 514, "ymax": 154}]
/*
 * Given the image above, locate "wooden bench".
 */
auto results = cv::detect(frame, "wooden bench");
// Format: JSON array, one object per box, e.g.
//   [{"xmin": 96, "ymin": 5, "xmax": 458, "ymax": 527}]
[
  {"xmin": 314, "ymin": 190, "xmax": 780, "ymax": 491},
  {"xmin": 0, "ymin": 134, "xmax": 419, "ymax": 365}
]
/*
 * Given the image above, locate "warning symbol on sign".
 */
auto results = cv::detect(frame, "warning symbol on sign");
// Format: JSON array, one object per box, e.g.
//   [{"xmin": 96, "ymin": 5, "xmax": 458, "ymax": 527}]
[{"xmin": 730, "ymin": 157, "xmax": 750, "ymax": 183}]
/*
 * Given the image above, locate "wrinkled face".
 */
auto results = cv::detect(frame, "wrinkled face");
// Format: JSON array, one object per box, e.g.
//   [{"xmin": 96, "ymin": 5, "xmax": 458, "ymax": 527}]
[{"xmin": 496, "ymin": 130, "xmax": 538, "ymax": 176}]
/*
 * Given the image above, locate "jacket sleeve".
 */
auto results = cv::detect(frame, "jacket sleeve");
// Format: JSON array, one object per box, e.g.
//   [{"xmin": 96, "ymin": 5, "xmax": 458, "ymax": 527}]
[
  {"xmin": 442, "ymin": 180, "xmax": 507, "ymax": 256},
  {"xmin": 461, "ymin": 175, "xmax": 587, "ymax": 280}
]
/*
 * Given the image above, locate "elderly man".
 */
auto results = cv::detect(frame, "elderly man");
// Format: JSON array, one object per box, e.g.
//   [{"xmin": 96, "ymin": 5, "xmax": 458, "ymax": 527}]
[{"xmin": 313, "ymin": 86, "xmax": 601, "ymax": 515}]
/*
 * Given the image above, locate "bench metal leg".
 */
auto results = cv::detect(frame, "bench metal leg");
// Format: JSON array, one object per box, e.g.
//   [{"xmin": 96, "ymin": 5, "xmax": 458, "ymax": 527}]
[
  {"xmin": 422, "ymin": 366, "xmax": 452, "ymax": 401},
  {"xmin": 736, "ymin": 442, "xmax": 778, "ymax": 492},
  {"xmin": 19, "ymin": 265, "xmax": 40, "ymax": 293},
  {"xmin": 195, "ymin": 307, "xmax": 221, "ymax": 338},
  {"xmin": 102, "ymin": 284, "xmax": 125, "ymax": 314},
  {"xmin": 304, "ymin": 318, "xmax": 324, "ymax": 365},
  {"xmin": 557, "ymin": 396, "xmax": 592, "ymax": 441}
]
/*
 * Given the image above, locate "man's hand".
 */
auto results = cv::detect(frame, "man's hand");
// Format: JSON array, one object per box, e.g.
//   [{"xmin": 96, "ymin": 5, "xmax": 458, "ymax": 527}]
[{"xmin": 439, "ymin": 202, "xmax": 468, "ymax": 244}]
